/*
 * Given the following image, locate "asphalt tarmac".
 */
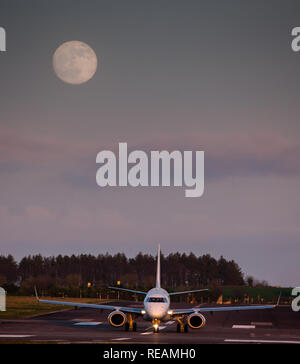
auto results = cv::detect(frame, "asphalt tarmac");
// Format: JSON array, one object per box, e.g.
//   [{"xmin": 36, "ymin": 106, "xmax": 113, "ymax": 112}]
[{"xmin": 0, "ymin": 301, "xmax": 299, "ymax": 344}]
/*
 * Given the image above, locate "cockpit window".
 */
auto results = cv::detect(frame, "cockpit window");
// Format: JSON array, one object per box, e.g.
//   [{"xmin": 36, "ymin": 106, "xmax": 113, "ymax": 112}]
[{"xmin": 147, "ymin": 297, "xmax": 167, "ymax": 303}]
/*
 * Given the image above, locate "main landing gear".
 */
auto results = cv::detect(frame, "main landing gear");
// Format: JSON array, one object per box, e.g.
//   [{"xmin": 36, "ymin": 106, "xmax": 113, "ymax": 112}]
[
  {"xmin": 151, "ymin": 317, "xmax": 189, "ymax": 333},
  {"xmin": 175, "ymin": 315, "xmax": 188, "ymax": 333},
  {"xmin": 125, "ymin": 313, "xmax": 137, "ymax": 332}
]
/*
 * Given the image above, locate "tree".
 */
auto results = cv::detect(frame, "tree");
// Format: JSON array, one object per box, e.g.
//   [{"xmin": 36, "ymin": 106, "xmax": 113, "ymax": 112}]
[
  {"xmin": 246, "ymin": 276, "xmax": 254, "ymax": 287},
  {"xmin": 6, "ymin": 249, "xmax": 247, "ymax": 296},
  {"xmin": 0, "ymin": 255, "xmax": 18, "ymax": 284}
]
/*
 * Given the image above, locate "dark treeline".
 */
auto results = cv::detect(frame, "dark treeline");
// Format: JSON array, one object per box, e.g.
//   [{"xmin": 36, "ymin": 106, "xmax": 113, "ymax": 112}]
[{"xmin": 0, "ymin": 252, "xmax": 245, "ymax": 297}]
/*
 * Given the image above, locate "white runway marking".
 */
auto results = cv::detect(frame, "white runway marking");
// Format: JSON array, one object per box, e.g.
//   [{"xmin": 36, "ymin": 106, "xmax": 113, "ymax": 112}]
[
  {"xmin": 0, "ymin": 334, "xmax": 35, "ymax": 338},
  {"xmin": 232, "ymin": 325, "xmax": 256, "ymax": 329},
  {"xmin": 140, "ymin": 322, "xmax": 172, "ymax": 335},
  {"xmin": 166, "ymin": 321, "xmax": 175, "ymax": 325},
  {"xmin": 112, "ymin": 337, "xmax": 130, "ymax": 341},
  {"xmin": 225, "ymin": 339, "xmax": 300, "ymax": 344},
  {"xmin": 74, "ymin": 321, "xmax": 102, "ymax": 326}
]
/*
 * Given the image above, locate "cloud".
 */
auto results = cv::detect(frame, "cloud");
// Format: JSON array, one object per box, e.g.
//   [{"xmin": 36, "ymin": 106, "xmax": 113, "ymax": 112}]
[
  {"xmin": 1, "ymin": 126, "xmax": 299, "ymax": 185},
  {"xmin": 126, "ymin": 131, "xmax": 300, "ymax": 179},
  {"xmin": 0, "ymin": 203, "xmax": 134, "ymax": 245},
  {"xmin": 25, "ymin": 205, "xmax": 55, "ymax": 221},
  {"xmin": 0, "ymin": 126, "xmax": 99, "ymax": 166}
]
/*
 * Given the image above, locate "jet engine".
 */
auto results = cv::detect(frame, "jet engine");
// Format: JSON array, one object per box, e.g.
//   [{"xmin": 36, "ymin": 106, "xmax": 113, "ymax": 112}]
[
  {"xmin": 108, "ymin": 310, "xmax": 127, "ymax": 327},
  {"xmin": 187, "ymin": 313, "xmax": 206, "ymax": 329}
]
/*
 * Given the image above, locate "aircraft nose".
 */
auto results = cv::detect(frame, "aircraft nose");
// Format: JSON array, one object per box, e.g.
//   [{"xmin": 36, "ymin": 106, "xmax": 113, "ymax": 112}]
[{"xmin": 146, "ymin": 304, "xmax": 167, "ymax": 319}]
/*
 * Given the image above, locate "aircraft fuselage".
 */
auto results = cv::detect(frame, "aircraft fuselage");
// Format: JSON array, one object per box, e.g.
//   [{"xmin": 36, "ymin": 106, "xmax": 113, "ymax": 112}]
[{"xmin": 143, "ymin": 287, "xmax": 171, "ymax": 321}]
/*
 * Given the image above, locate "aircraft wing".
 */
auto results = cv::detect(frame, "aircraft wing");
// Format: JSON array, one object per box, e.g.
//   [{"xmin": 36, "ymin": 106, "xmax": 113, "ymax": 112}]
[
  {"xmin": 171, "ymin": 304, "xmax": 276, "ymax": 315},
  {"xmin": 108, "ymin": 286, "xmax": 147, "ymax": 295},
  {"xmin": 34, "ymin": 288, "xmax": 142, "ymax": 314},
  {"xmin": 169, "ymin": 289, "xmax": 208, "ymax": 296}
]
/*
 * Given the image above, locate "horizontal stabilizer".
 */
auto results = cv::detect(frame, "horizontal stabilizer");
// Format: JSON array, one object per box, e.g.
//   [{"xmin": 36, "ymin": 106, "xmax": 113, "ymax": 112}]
[
  {"xmin": 169, "ymin": 288, "xmax": 208, "ymax": 296},
  {"xmin": 108, "ymin": 286, "xmax": 147, "ymax": 295}
]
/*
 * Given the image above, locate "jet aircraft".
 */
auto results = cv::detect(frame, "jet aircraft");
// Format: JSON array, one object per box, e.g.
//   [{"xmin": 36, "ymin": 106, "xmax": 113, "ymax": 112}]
[{"xmin": 35, "ymin": 245, "xmax": 280, "ymax": 333}]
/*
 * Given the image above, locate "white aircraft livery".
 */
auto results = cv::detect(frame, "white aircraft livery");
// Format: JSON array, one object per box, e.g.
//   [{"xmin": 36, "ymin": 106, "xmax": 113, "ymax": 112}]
[{"xmin": 35, "ymin": 245, "xmax": 280, "ymax": 333}]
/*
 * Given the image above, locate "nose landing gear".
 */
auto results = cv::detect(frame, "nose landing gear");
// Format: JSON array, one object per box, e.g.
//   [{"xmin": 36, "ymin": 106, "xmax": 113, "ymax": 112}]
[{"xmin": 152, "ymin": 319, "xmax": 160, "ymax": 333}]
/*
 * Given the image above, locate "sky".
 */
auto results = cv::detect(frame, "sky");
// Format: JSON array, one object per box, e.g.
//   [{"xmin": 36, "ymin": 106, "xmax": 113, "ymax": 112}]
[{"xmin": 0, "ymin": 0, "xmax": 300, "ymax": 286}]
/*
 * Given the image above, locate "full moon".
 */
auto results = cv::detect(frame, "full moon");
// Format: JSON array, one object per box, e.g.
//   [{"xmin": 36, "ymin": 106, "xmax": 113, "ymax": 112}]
[{"xmin": 53, "ymin": 41, "xmax": 98, "ymax": 84}]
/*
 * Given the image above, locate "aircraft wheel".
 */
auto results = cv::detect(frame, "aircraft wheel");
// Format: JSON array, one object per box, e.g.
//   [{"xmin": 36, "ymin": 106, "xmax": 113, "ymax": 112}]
[
  {"xmin": 133, "ymin": 322, "xmax": 137, "ymax": 332},
  {"xmin": 125, "ymin": 323, "xmax": 129, "ymax": 331},
  {"xmin": 184, "ymin": 323, "xmax": 189, "ymax": 333}
]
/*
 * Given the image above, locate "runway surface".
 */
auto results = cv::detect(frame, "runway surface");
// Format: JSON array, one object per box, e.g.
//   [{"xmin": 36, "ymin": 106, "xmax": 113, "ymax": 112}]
[{"xmin": 0, "ymin": 301, "xmax": 299, "ymax": 344}]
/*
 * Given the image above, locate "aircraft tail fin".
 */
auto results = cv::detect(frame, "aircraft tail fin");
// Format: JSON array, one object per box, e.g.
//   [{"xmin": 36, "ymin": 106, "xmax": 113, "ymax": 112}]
[{"xmin": 156, "ymin": 244, "xmax": 161, "ymax": 288}]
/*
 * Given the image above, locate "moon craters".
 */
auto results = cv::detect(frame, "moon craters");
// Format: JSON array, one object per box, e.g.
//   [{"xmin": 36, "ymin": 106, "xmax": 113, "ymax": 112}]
[{"xmin": 53, "ymin": 41, "xmax": 98, "ymax": 84}]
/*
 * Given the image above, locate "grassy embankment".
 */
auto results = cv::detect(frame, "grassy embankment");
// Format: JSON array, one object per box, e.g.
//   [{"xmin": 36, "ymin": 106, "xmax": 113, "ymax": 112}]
[
  {"xmin": 0, "ymin": 296, "xmax": 115, "ymax": 319},
  {"xmin": 220, "ymin": 286, "xmax": 292, "ymax": 303},
  {"xmin": 0, "ymin": 287, "xmax": 293, "ymax": 319}
]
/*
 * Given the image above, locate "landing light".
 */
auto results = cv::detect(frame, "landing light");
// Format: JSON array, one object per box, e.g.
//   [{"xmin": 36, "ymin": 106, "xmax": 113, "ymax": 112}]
[
  {"xmin": 168, "ymin": 310, "xmax": 173, "ymax": 315},
  {"xmin": 141, "ymin": 310, "xmax": 146, "ymax": 315},
  {"xmin": 154, "ymin": 324, "xmax": 158, "ymax": 329}
]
